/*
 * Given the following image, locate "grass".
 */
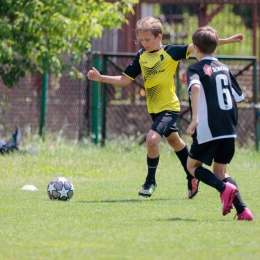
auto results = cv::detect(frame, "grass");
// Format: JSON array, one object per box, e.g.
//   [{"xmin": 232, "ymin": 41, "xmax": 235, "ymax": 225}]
[{"xmin": 0, "ymin": 136, "xmax": 260, "ymax": 260}]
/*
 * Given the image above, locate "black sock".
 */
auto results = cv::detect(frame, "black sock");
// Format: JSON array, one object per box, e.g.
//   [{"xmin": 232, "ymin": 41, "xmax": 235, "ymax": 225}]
[
  {"xmin": 223, "ymin": 177, "xmax": 246, "ymax": 214},
  {"xmin": 194, "ymin": 166, "xmax": 225, "ymax": 193},
  {"xmin": 175, "ymin": 146, "xmax": 194, "ymax": 180},
  {"xmin": 145, "ymin": 155, "xmax": 159, "ymax": 184}
]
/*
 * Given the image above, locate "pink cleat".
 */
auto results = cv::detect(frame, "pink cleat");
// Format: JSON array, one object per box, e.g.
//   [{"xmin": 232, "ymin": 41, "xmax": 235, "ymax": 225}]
[
  {"xmin": 237, "ymin": 208, "xmax": 254, "ymax": 221},
  {"xmin": 220, "ymin": 182, "xmax": 238, "ymax": 216},
  {"xmin": 188, "ymin": 178, "xmax": 200, "ymax": 199}
]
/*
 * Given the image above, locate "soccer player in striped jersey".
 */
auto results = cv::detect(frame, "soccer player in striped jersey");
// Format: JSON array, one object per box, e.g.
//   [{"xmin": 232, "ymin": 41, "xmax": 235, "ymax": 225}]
[
  {"xmin": 87, "ymin": 17, "xmax": 244, "ymax": 200},
  {"xmin": 186, "ymin": 26, "xmax": 253, "ymax": 220}
]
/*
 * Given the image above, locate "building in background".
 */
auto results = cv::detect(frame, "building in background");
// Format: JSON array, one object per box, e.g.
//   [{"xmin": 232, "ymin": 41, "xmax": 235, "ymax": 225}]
[{"xmin": 92, "ymin": 0, "xmax": 260, "ymax": 60}]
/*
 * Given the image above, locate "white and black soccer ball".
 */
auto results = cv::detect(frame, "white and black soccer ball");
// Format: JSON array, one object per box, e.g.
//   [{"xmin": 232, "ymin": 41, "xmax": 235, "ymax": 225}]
[{"xmin": 47, "ymin": 177, "xmax": 74, "ymax": 201}]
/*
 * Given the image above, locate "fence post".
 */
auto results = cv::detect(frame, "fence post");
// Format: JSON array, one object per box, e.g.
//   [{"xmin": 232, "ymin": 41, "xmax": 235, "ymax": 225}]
[
  {"xmin": 92, "ymin": 54, "xmax": 101, "ymax": 144},
  {"xmin": 100, "ymin": 55, "xmax": 107, "ymax": 146},
  {"xmin": 254, "ymin": 59, "xmax": 259, "ymax": 151},
  {"xmin": 39, "ymin": 57, "xmax": 48, "ymax": 140}
]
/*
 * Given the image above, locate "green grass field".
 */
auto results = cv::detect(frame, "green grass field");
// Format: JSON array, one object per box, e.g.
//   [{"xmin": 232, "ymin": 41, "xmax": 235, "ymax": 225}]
[{"xmin": 1, "ymin": 136, "xmax": 260, "ymax": 260}]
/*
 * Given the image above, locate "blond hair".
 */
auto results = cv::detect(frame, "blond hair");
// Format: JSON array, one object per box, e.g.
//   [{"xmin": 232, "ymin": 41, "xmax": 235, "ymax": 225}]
[{"xmin": 135, "ymin": 17, "xmax": 162, "ymax": 39}]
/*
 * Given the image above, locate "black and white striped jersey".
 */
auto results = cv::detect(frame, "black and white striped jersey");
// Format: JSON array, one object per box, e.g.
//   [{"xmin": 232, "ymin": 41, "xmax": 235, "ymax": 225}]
[{"xmin": 187, "ymin": 57, "xmax": 244, "ymax": 144}]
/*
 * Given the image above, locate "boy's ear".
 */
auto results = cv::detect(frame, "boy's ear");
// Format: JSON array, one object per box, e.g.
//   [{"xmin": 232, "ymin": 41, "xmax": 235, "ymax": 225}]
[
  {"xmin": 194, "ymin": 45, "xmax": 200, "ymax": 53},
  {"xmin": 158, "ymin": 34, "xmax": 162, "ymax": 40}
]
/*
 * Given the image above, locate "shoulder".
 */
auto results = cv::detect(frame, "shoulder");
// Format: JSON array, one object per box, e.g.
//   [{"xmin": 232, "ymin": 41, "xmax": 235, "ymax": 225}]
[
  {"xmin": 130, "ymin": 49, "xmax": 145, "ymax": 63},
  {"xmin": 163, "ymin": 44, "xmax": 189, "ymax": 60},
  {"xmin": 188, "ymin": 61, "xmax": 201, "ymax": 71},
  {"xmin": 137, "ymin": 48, "xmax": 146, "ymax": 56},
  {"xmin": 164, "ymin": 44, "xmax": 189, "ymax": 51}
]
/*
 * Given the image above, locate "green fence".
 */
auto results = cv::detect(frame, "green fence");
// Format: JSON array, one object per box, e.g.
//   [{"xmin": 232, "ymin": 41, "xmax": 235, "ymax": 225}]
[
  {"xmin": 89, "ymin": 52, "xmax": 260, "ymax": 150},
  {"xmin": 0, "ymin": 53, "xmax": 259, "ymax": 150}
]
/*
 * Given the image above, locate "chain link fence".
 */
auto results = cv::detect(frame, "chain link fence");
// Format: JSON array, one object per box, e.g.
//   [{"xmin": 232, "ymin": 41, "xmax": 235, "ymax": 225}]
[
  {"xmin": 0, "ymin": 56, "xmax": 88, "ymax": 141},
  {"xmin": 0, "ymin": 53, "xmax": 259, "ymax": 149},
  {"xmin": 87, "ymin": 53, "xmax": 259, "ymax": 148}
]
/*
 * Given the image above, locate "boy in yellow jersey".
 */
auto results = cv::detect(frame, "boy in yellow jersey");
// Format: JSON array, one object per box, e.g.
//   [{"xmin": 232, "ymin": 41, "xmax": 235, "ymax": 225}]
[{"xmin": 87, "ymin": 17, "xmax": 244, "ymax": 198}]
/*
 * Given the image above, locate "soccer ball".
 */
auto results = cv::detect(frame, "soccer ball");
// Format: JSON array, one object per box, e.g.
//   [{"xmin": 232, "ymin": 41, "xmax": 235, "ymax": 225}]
[{"xmin": 47, "ymin": 177, "xmax": 74, "ymax": 201}]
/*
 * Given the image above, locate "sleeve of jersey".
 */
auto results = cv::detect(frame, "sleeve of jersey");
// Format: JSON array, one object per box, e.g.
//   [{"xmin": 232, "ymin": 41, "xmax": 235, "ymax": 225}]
[
  {"xmin": 187, "ymin": 67, "xmax": 201, "ymax": 93},
  {"xmin": 229, "ymin": 71, "xmax": 245, "ymax": 102},
  {"xmin": 122, "ymin": 52, "xmax": 142, "ymax": 80},
  {"xmin": 166, "ymin": 44, "xmax": 190, "ymax": 60}
]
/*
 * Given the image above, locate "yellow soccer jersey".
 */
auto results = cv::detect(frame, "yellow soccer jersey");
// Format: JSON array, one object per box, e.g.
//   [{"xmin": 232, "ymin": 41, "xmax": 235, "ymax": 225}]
[{"xmin": 123, "ymin": 44, "xmax": 190, "ymax": 114}]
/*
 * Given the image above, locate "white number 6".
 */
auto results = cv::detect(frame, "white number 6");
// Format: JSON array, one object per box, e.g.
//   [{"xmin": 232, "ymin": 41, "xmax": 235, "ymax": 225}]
[{"xmin": 216, "ymin": 74, "xmax": 232, "ymax": 110}]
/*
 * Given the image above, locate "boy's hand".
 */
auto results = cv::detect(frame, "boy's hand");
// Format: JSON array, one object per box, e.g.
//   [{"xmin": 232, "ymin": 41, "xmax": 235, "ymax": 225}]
[
  {"xmin": 186, "ymin": 119, "xmax": 198, "ymax": 135},
  {"xmin": 228, "ymin": 34, "xmax": 244, "ymax": 43},
  {"xmin": 87, "ymin": 67, "xmax": 101, "ymax": 81}
]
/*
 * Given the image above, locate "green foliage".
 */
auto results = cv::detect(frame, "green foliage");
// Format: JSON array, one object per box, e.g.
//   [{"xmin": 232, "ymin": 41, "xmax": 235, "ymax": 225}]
[
  {"xmin": 0, "ymin": 137, "xmax": 260, "ymax": 259},
  {"xmin": 0, "ymin": 0, "xmax": 138, "ymax": 87},
  {"xmin": 207, "ymin": 5, "xmax": 253, "ymax": 56},
  {"xmin": 162, "ymin": 4, "xmax": 253, "ymax": 56}
]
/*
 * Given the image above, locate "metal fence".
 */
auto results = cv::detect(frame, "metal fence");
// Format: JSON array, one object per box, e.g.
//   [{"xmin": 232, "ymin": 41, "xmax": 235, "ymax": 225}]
[
  {"xmin": 0, "ymin": 57, "xmax": 88, "ymax": 141},
  {"xmin": 0, "ymin": 52, "xmax": 259, "ymax": 150},
  {"xmin": 87, "ymin": 53, "xmax": 259, "ymax": 149}
]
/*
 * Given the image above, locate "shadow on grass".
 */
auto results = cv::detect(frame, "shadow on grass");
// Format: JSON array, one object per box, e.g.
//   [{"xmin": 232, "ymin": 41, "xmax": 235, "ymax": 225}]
[
  {"xmin": 162, "ymin": 217, "xmax": 197, "ymax": 222},
  {"xmin": 159, "ymin": 217, "xmax": 235, "ymax": 222},
  {"xmin": 78, "ymin": 198, "xmax": 173, "ymax": 203}
]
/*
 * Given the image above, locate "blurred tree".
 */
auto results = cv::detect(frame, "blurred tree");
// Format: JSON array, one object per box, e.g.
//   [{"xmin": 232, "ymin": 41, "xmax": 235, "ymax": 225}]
[
  {"xmin": 0, "ymin": 0, "xmax": 138, "ymax": 87},
  {"xmin": 161, "ymin": 4, "xmax": 252, "ymax": 57}
]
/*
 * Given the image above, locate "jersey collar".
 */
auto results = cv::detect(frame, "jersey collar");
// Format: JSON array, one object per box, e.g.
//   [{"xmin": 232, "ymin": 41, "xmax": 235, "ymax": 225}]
[{"xmin": 201, "ymin": 57, "xmax": 218, "ymax": 61}]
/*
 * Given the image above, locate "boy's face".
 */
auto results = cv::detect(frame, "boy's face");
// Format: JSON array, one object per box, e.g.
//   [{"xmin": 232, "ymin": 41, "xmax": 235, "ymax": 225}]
[{"xmin": 138, "ymin": 30, "xmax": 162, "ymax": 52}]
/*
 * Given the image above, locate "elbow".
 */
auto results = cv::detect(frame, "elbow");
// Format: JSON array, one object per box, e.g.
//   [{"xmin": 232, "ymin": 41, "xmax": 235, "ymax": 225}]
[
  {"xmin": 121, "ymin": 78, "xmax": 132, "ymax": 87},
  {"xmin": 116, "ymin": 81, "xmax": 129, "ymax": 87}
]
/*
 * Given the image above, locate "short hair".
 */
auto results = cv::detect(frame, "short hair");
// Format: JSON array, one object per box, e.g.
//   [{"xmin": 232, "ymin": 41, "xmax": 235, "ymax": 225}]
[
  {"xmin": 135, "ymin": 17, "xmax": 162, "ymax": 39},
  {"xmin": 192, "ymin": 26, "xmax": 219, "ymax": 55}
]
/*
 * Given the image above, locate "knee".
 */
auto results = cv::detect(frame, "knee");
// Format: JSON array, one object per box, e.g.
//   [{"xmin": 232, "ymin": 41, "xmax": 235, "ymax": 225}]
[{"xmin": 146, "ymin": 135, "xmax": 158, "ymax": 148}]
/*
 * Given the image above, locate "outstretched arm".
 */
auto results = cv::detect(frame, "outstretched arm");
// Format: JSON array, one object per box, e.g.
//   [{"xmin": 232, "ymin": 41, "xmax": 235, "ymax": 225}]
[
  {"xmin": 187, "ymin": 33, "xmax": 244, "ymax": 54},
  {"xmin": 217, "ymin": 33, "xmax": 244, "ymax": 46},
  {"xmin": 87, "ymin": 67, "xmax": 132, "ymax": 87}
]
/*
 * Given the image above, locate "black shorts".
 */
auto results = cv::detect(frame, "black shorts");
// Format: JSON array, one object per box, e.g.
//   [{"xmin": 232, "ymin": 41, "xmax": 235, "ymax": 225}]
[
  {"xmin": 189, "ymin": 138, "xmax": 235, "ymax": 166},
  {"xmin": 150, "ymin": 111, "xmax": 179, "ymax": 137}
]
